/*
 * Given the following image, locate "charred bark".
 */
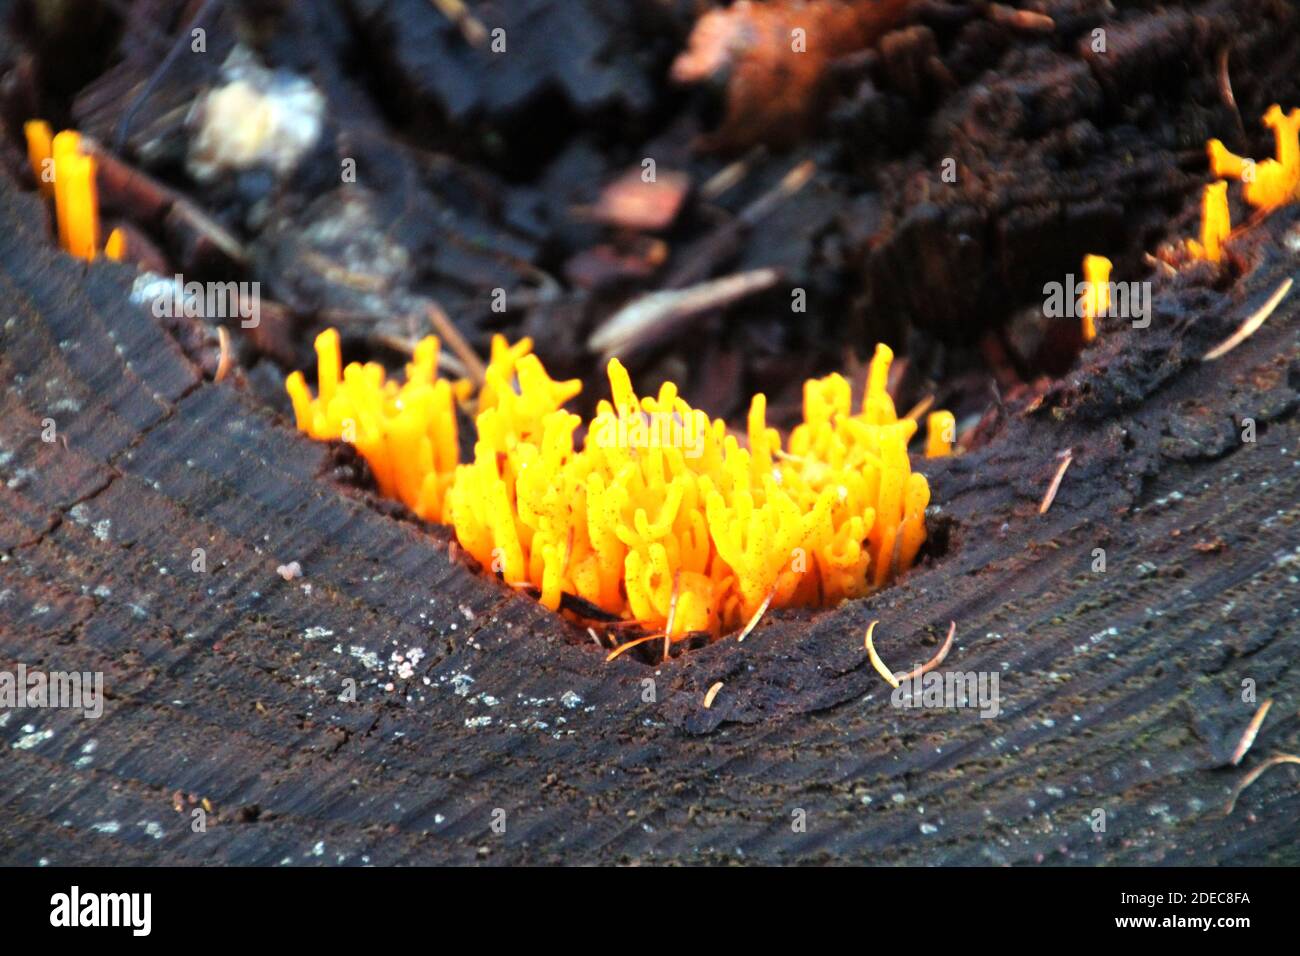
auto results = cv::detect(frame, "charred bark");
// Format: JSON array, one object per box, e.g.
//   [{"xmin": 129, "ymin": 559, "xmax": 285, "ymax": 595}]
[{"xmin": 1, "ymin": 172, "xmax": 1297, "ymax": 864}]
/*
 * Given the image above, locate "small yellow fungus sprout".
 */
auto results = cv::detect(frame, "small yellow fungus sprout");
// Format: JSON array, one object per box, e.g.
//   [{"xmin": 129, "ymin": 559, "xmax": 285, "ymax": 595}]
[
  {"xmin": 1207, "ymin": 138, "xmax": 1247, "ymax": 181},
  {"xmin": 1205, "ymin": 104, "xmax": 1300, "ymax": 213},
  {"xmin": 286, "ymin": 329, "xmax": 461, "ymax": 522},
  {"xmin": 24, "ymin": 120, "xmax": 54, "ymax": 198},
  {"xmin": 52, "ymin": 131, "xmax": 99, "ymax": 261},
  {"xmin": 1079, "ymin": 254, "xmax": 1111, "ymax": 342},
  {"xmin": 925, "ymin": 410, "xmax": 955, "ymax": 458},
  {"xmin": 1185, "ymin": 181, "xmax": 1231, "ymax": 264},
  {"xmin": 105, "ymin": 227, "xmax": 127, "ymax": 262},
  {"xmin": 289, "ymin": 333, "xmax": 944, "ymax": 647},
  {"xmin": 24, "ymin": 120, "xmax": 117, "ymax": 262}
]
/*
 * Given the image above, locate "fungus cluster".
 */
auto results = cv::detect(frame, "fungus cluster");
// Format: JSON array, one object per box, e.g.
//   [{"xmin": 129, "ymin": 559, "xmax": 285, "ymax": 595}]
[
  {"xmin": 289, "ymin": 331, "xmax": 947, "ymax": 646},
  {"xmin": 1079, "ymin": 254, "xmax": 1112, "ymax": 343},
  {"xmin": 286, "ymin": 330, "xmax": 467, "ymax": 522},
  {"xmin": 1191, "ymin": 103, "xmax": 1300, "ymax": 263},
  {"xmin": 1078, "ymin": 103, "xmax": 1299, "ymax": 328},
  {"xmin": 24, "ymin": 121, "xmax": 125, "ymax": 263},
  {"xmin": 1209, "ymin": 105, "xmax": 1300, "ymax": 213}
]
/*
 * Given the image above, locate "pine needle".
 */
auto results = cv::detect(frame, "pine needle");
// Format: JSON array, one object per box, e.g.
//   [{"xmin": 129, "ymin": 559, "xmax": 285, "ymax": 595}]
[
  {"xmin": 737, "ymin": 587, "xmax": 775, "ymax": 643},
  {"xmin": 1230, "ymin": 699, "xmax": 1273, "ymax": 766},
  {"xmin": 864, "ymin": 620, "xmax": 899, "ymax": 688},
  {"xmin": 1204, "ymin": 278, "xmax": 1292, "ymax": 361},
  {"xmin": 896, "ymin": 621, "xmax": 957, "ymax": 683},
  {"xmin": 1039, "ymin": 449, "xmax": 1073, "ymax": 515},
  {"xmin": 214, "ymin": 326, "xmax": 233, "ymax": 382},
  {"xmin": 1224, "ymin": 753, "xmax": 1300, "ymax": 816},
  {"xmin": 664, "ymin": 571, "xmax": 681, "ymax": 662},
  {"xmin": 703, "ymin": 681, "xmax": 724, "ymax": 709},
  {"xmin": 606, "ymin": 633, "xmax": 662, "ymax": 662}
]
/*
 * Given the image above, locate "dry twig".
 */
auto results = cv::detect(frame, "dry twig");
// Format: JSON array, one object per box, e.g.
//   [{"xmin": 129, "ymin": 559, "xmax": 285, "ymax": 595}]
[
  {"xmin": 1039, "ymin": 450, "xmax": 1073, "ymax": 515},
  {"xmin": 588, "ymin": 268, "xmax": 780, "ymax": 360},
  {"xmin": 1203, "ymin": 278, "xmax": 1292, "ymax": 361},
  {"xmin": 1224, "ymin": 753, "xmax": 1300, "ymax": 816},
  {"xmin": 703, "ymin": 681, "xmax": 725, "ymax": 709},
  {"xmin": 425, "ymin": 302, "xmax": 486, "ymax": 387},
  {"xmin": 1230, "ymin": 699, "xmax": 1273, "ymax": 766}
]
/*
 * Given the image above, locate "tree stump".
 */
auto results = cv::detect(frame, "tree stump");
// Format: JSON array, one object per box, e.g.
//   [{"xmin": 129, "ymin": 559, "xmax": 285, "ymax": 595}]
[{"xmin": 1, "ymin": 173, "xmax": 1297, "ymax": 864}]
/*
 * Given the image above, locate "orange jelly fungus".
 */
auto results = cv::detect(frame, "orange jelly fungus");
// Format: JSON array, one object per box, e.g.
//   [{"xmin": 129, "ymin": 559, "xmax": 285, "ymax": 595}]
[
  {"xmin": 25, "ymin": 121, "xmax": 117, "ymax": 262},
  {"xmin": 1079, "ymin": 254, "xmax": 1111, "ymax": 342},
  {"xmin": 289, "ymin": 333, "xmax": 945, "ymax": 642}
]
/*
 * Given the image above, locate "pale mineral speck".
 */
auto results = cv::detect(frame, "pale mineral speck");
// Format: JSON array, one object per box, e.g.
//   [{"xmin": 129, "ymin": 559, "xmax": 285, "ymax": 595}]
[
  {"xmin": 451, "ymin": 673, "xmax": 474, "ymax": 696},
  {"xmin": 12, "ymin": 727, "xmax": 54, "ymax": 750},
  {"xmin": 139, "ymin": 821, "xmax": 165, "ymax": 840}
]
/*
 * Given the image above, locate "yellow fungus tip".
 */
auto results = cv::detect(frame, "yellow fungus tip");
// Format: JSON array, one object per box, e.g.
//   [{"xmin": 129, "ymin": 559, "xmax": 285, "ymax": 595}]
[
  {"xmin": 1194, "ymin": 181, "xmax": 1231, "ymax": 265},
  {"xmin": 925, "ymin": 410, "xmax": 956, "ymax": 458},
  {"xmin": 24, "ymin": 120, "xmax": 53, "ymax": 198},
  {"xmin": 1079, "ymin": 255, "xmax": 1111, "ymax": 342},
  {"xmin": 25, "ymin": 121, "xmax": 116, "ymax": 262},
  {"xmin": 105, "ymin": 227, "xmax": 127, "ymax": 262}
]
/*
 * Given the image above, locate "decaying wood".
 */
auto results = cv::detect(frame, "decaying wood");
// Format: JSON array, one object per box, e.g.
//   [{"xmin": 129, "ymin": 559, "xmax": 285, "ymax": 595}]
[{"xmin": 1, "ymin": 167, "xmax": 1297, "ymax": 863}]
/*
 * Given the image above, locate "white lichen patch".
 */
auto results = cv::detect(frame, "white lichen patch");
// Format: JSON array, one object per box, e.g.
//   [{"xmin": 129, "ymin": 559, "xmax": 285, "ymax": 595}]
[
  {"xmin": 12, "ymin": 726, "xmax": 54, "ymax": 750},
  {"xmin": 450, "ymin": 673, "xmax": 475, "ymax": 696},
  {"xmin": 138, "ymin": 821, "xmax": 166, "ymax": 840},
  {"xmin": 348, "ymin": 646, "xmax": 382, "ymax": 671},
  {"xmin": 187, "ymin": 46, "xmax": 325, "ymax": 183}
]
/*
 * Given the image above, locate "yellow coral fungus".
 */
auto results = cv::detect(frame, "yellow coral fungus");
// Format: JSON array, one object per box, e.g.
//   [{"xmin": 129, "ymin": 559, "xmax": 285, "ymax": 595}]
[
  {"xmin": 1079, "ymin": 254, "xmax": 1111, "ymax": 342},
  {"xmin": 925, "ymin": 410, "xmax": 955, "ymax": 458},
  {"xmin": 1207, "ymin": 138, "xmax": 1247, "ymax": 181},
  {"xmin": 287, "ymin": 329, "xmax": 461, "ymax": 522},
  {"xmin": 24, "ymin": 121, "xmax": 117, "ymax": 262},
  {"xmin": 24, "ymin": 120, "xmax": 53, "ymax": 198},
  {"xmin": 1185, "ymin": 181, "xmax": 1231, "ymax": 264},
  {"xmin": 51, "ymin": 131, "xmax": 99, "ymax": 261},
  {"xmin": 104, "ymin": 227, "xmax": 127, "ymax": 262},
  {"xmin": 1206, "ymin": 104, "xmax": 1300, "ymax": 213},
  {"xmin": 289, "ymin": 332, "xmax": 942, "ymax": 648}
]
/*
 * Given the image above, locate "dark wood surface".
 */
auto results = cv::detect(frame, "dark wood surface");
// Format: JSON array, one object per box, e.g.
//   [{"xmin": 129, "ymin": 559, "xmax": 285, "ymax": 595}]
[{"xmin": 1, "ymin": 170, "xmax": 1297, "ymax": 864}]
